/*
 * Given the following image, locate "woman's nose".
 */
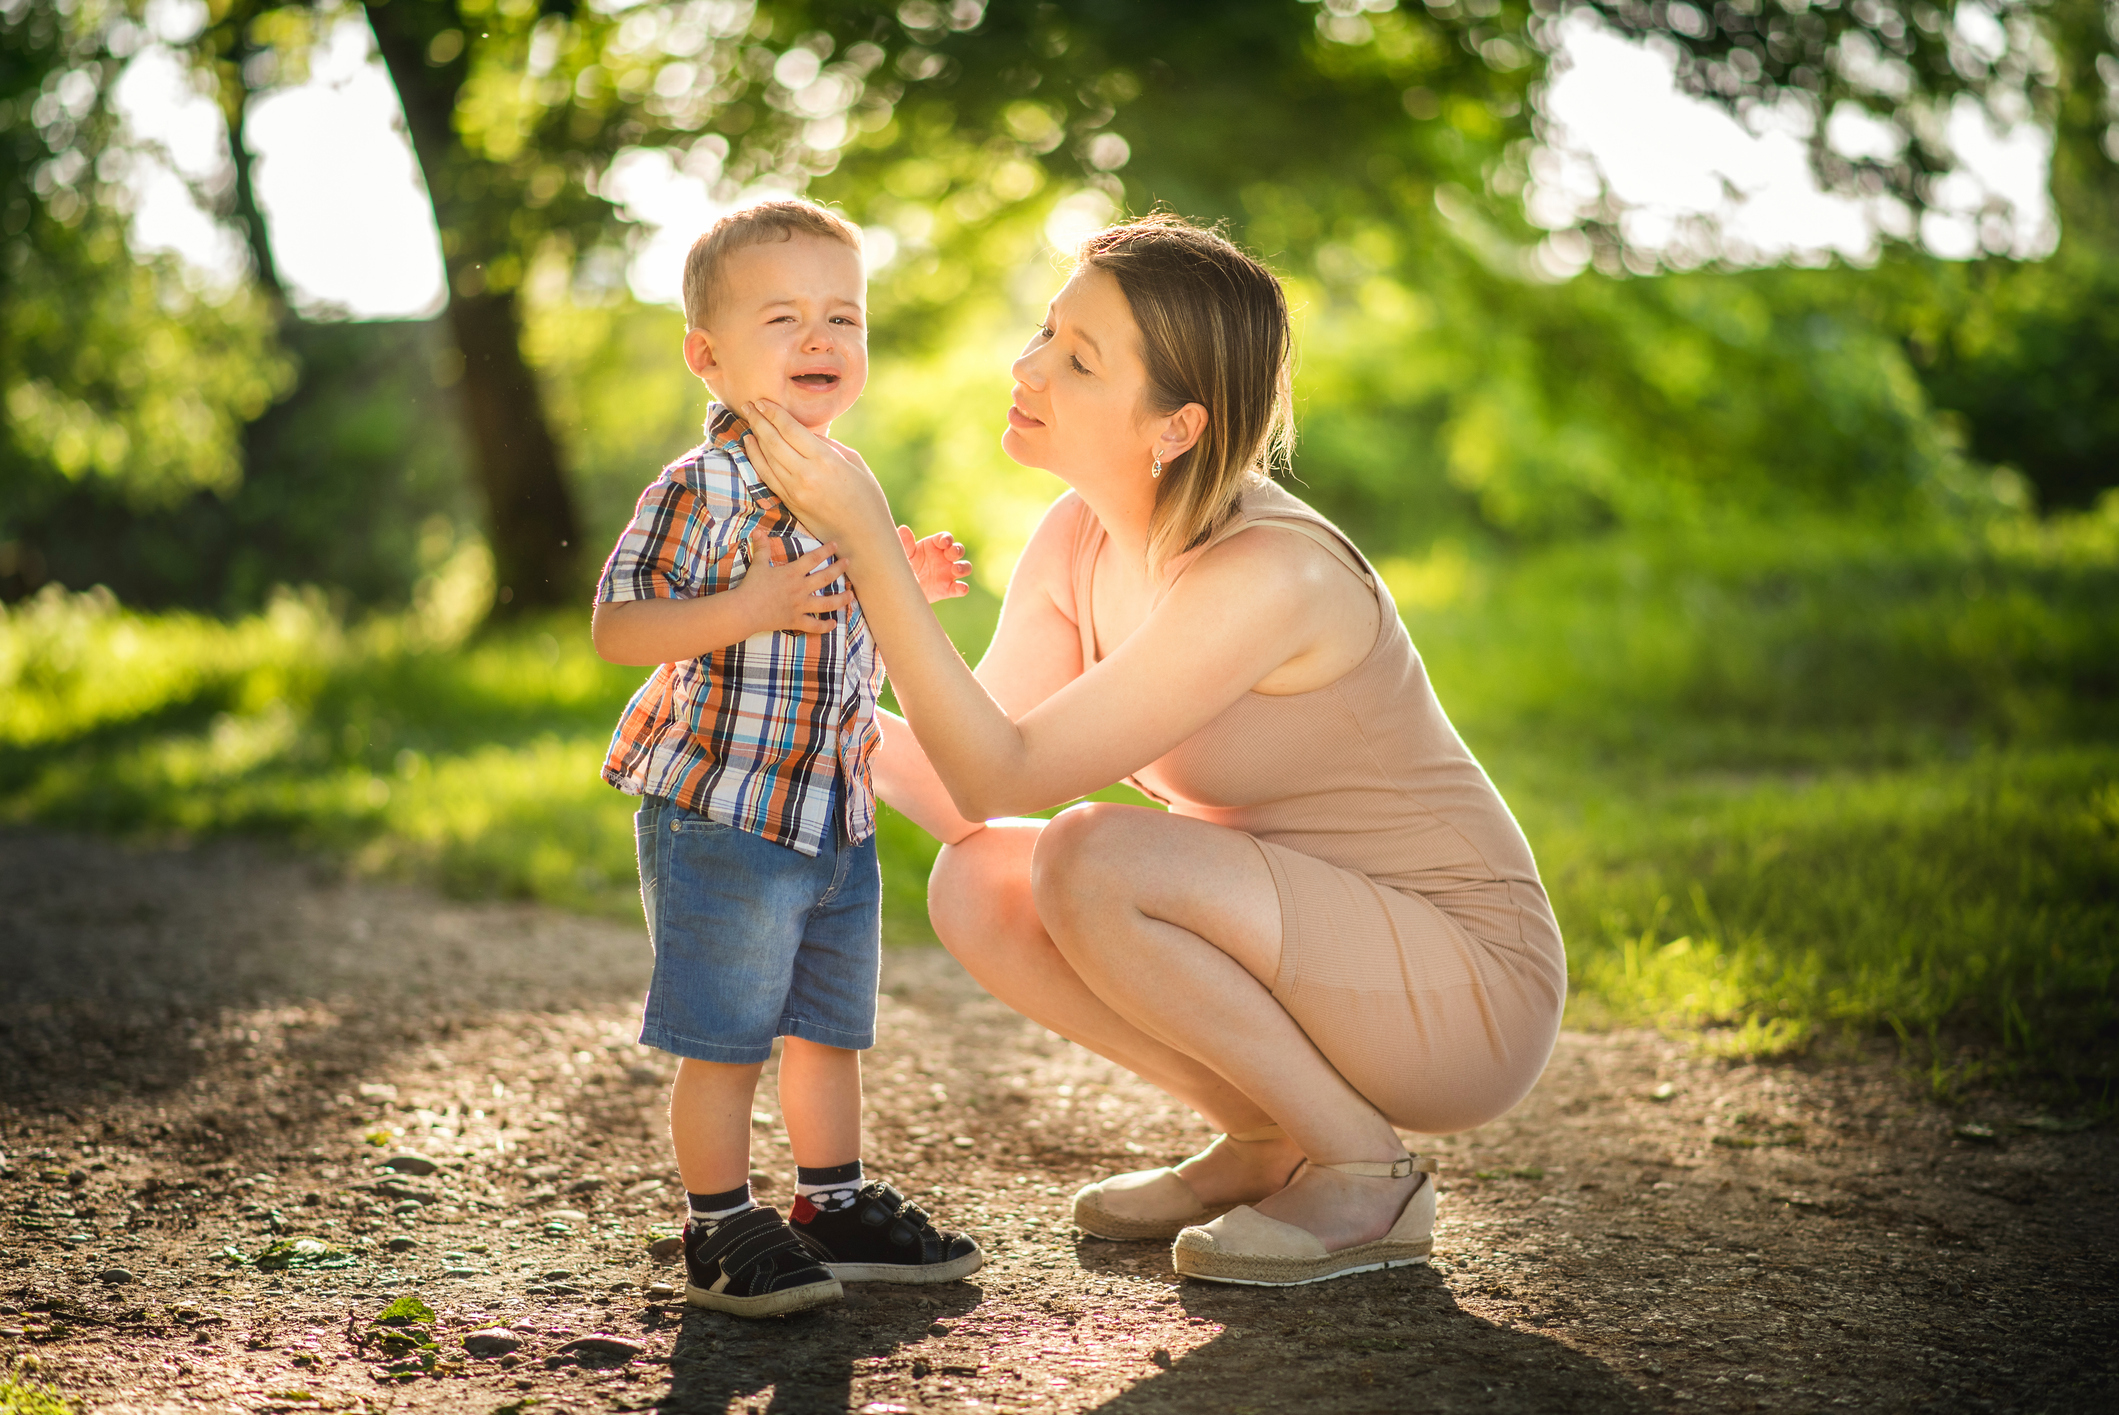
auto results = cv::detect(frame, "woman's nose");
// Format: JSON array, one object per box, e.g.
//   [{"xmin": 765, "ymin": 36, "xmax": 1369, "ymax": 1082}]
[{"xmin": 1010, "ymin": 345, "xmax": 1043, "ymax": 388}]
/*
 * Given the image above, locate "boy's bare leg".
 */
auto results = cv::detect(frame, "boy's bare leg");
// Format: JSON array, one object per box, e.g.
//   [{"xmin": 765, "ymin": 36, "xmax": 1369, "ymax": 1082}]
[
  {"xmin": 778, "ymin": 1036, "xmax": 862, "ymax": 1170},
  {"xmin": 670, "ymin": 1057, "xmax": 765, "ymax": 1195}
]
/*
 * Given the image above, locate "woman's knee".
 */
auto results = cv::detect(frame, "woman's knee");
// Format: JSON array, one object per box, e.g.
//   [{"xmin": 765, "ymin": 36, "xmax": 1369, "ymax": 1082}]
[
  {"xmin": 1030, "ymin": 802, "xmax": 1146, "ymax": 932},
  {"xmin": 927, "ymin": 826, "xmax": 1034, "ymax": 964}
]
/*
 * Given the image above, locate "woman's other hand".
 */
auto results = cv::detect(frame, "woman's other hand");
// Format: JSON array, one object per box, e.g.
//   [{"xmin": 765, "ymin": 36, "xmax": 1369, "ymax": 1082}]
[
  {"xmin": 740, "ymin": 399, "xmax": 893, "ymax": 549},
  {"xmin": 900, "ymin": 526, "xmax": 973, "ymax": 603}
]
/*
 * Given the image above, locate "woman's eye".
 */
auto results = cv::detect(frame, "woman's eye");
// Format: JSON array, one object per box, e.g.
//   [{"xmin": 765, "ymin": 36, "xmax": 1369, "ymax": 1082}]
[
  {"xmin": 1070, "ymin": 356, "xmax": 1090, "ymax": 375},
  {"xmin": 1036, "ymin": 324, "xmax": 1053, "ymax": 339}
]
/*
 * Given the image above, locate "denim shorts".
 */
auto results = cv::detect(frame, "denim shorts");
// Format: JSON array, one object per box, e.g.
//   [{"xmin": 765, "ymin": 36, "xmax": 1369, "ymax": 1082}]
[{"xmin": 633, "ymin": 793, "xmax": 881, "ymax": 1064}]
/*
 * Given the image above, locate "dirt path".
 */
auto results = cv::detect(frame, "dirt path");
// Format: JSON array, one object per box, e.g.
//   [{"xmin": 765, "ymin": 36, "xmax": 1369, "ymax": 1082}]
[{"xmin": 2, "ymin": 829, "xmax": 2113, "ymax": 1415}]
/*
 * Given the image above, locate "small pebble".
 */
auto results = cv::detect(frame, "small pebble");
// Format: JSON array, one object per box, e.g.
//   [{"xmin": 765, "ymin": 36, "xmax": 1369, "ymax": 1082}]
[
  {"xmin": 386, "ymin": 1237, "xmax": 418, "ymax": 1253},
  {"xmin": 560, "ymin": 1335, "xmax": 645, "ymax": 1361},
  {"xmin": 1651, "ymin": 1082, "xmax": 1678, "ymax": 1101},
  {"xmin": 649, "ymin": 1237, "xmax": 684, "ymax": 1262},
  {"xmin": 645, "ymin": 1283, "xmax": 676, "ymax": 1300},
  {"xmin": 463, "ymin": 1329, "xmax": 523, "ymax": 1357},
  {"xmin": 379, "ymin": 1155, "xmax": 439, "ymax": 1176},
  {"xmin": 96, "ymin": 1268, "xmax": 135, "ymax": 1285}
]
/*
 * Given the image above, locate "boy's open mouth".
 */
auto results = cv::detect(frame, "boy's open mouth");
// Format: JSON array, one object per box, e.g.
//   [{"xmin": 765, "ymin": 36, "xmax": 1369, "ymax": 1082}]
[{"xmin": 790, "ymin": 373, "xmax": 840, "ymax": 391}]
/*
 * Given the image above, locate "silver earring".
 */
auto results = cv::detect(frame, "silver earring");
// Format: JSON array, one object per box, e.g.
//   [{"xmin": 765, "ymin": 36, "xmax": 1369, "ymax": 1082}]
[{"xmin": 1151, "ymin": 451, "xmax": 1162, "ymax": 478}]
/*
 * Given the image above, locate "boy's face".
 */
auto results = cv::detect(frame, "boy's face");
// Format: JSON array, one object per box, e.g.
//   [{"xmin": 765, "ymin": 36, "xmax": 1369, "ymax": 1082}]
[{"xmin": 684, "ymin": 233, "xmax": 867, "ymax": 434}]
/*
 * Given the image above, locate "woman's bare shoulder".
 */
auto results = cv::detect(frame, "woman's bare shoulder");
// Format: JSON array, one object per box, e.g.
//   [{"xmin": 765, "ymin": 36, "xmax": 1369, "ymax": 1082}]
[
  {"xmin": 1009, "ymin": 490, "xmax": 1093, "ymax": 608},
  {"xmin": 1185, "ymin": 514, "xmax": 1344, "ymax": 600}
]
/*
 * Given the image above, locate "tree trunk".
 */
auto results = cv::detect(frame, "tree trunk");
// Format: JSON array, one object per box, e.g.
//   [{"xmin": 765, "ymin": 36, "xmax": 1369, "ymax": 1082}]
[
  {"xmin": 213, "ymin": 5, "xmax": 284, "ymax": 306},
  {"xmin": 448, "ymin": 289, "xmax": 580, "ymax": 608},
  {"xmin": 362, "ymin": 0, "xmax": 580, "ymax": 614}
]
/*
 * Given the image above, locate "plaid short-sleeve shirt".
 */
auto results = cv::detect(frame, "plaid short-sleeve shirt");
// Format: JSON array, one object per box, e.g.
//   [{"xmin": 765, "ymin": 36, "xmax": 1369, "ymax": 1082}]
[{"xmin": 596, "ymin": 404, "xmax": 883, "ymax": 856}]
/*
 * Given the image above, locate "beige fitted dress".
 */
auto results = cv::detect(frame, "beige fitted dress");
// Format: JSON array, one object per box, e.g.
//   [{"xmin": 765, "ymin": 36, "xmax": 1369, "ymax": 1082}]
[{"xmin": 1063, "ymin": 481, "xmax": 1565, "ymax": 1135}]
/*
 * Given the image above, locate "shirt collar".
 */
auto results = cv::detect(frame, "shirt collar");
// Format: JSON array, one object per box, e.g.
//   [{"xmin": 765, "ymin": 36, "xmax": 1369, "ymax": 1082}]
[{"xmin": 703, "ymin": 402, "xmax": 776, "ymax": 502}]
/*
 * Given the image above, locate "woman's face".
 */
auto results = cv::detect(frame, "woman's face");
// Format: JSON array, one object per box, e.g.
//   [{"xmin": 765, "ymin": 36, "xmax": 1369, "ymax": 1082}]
[{"xmin": 1002, "ymin": 265, "xmax": 1156, "ymax": 482}]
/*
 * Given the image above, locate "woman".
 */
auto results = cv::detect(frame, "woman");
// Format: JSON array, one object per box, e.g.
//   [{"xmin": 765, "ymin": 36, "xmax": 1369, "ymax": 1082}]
[{"xmin": 740, "ymin": 216, "xmax": 1565, "ymax": 1288}]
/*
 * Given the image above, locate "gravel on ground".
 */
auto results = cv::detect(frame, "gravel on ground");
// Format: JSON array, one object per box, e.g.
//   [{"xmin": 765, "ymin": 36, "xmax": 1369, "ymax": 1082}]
[{"xmin": 1, "ymin": 828, "xmax": 2113, "ymax": 1414}]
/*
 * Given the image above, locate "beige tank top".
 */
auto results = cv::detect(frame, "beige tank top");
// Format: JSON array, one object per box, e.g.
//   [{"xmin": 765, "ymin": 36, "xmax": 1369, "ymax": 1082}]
[{"xmin": 1065, "ymin": 481, "xmax": 1558, "ymax": 959}]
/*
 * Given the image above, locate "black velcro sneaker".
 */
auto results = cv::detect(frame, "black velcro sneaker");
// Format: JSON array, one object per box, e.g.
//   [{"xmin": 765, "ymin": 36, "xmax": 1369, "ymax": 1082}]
[
  {"xmin": 683, "ymin": 1206, "xmax": 842, "ymax": 1317},
  {"xmin": 790, "ymin": 1181, "xmax": 984, "ymax": 1284}
]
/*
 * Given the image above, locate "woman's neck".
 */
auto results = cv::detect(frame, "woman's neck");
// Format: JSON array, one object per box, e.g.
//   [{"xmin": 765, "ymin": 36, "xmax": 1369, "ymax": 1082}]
[{"xmin": 1070, "ymin": 471, "xmax": 1156, "ymax": 569}]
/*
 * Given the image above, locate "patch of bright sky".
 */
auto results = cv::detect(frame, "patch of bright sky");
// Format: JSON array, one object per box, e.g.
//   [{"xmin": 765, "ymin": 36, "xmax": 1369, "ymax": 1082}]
[
  {"xmin": 117, "ymin": 5, "xmax": 2055, "ymax": 317},
  {"xmin": 1526, "ymin": 11, "xmax": 2054, "ymax": 278}
]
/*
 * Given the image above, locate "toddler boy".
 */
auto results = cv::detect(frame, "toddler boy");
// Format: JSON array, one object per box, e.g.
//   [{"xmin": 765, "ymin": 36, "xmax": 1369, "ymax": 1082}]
[{"xmin": 591, "ymin": 199, "xmax": 978, "ymax": 1318}]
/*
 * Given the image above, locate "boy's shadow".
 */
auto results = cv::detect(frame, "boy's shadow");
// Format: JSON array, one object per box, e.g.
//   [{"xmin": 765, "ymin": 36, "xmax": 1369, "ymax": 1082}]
[
  {"xmin": 648, "ymin": 1281, "xmax": 983, "ymax": 1415},
  {"xmin": 1071, "ymin": 1243, "xmax": 1653, "ymax": 1415}
]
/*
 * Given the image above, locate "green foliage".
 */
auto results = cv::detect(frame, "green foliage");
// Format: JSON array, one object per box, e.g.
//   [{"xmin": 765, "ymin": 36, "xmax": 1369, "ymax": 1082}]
[
  {"xmin": 1891, "ymin": 248, "xmax": 2119, "ymax": 512},
  {"xmin": 0, "ymin": 1370, "xmax": 74, "ymax": 1415},
  {"xmin": 375, "ymin": 1295, "xmax": 437, "ymax": 1327},
  {"xmin": 1406, "ymin": 504, "xmax": 2119, "ymax": 762},
  {"xmin": 2, "ymin": 0, "xmax": 293, "ymax": 597},
  {"xmin": 10, "ymin": 320, "xmax": 474, "ymax": 613},
  {"xmin": 1291, "ymin": 259, "xmax": 1987, "ymax": 541}
]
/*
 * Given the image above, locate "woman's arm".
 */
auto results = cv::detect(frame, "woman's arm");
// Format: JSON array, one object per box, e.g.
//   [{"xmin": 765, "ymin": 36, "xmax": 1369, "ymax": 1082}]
[
  {"xmin": 868, "ymin": 496, "xmax": 1092, "ymax": 842},
  {"xmin": 868, "ymin": 708, "xmax": 985, "ymax": 845},
  {"xmin": 744, "ymin": 403, "xmax": 1322, "ymax": 821}
]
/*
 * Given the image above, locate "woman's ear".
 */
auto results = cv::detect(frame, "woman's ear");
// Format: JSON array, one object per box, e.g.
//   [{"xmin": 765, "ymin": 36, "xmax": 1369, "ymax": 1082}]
[{"xmin": 1158, "ymin": 402, "xmax": 1209, "ymax": 462}]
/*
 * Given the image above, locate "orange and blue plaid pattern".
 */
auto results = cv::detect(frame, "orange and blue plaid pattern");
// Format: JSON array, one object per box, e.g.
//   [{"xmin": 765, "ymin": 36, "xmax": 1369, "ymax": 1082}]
[{"xmin": 596, "ymin": 405, "xmax": 882, "ymax": 857}]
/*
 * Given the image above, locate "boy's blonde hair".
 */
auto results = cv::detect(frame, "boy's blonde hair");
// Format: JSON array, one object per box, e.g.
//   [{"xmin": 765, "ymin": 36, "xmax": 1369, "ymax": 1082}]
[{"xmin": 682, "ymin": 199, "xmax": 863, "ymax": 329}]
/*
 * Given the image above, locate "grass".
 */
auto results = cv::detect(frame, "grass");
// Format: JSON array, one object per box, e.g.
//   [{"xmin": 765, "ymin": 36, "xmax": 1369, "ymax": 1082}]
[
  {"xmin": 0, "ymin": 1368, "xmax": 74, "ymax": 1415},
  {"xmin": 3, "ymin": 507, "xmax": 2114, "ymax": 1099}
]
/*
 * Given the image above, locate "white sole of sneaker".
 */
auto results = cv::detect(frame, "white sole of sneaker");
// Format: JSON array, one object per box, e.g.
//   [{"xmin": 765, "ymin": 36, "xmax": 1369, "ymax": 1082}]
[
  {"xmin": 827, "ymin": 1248, "xmax": 984, "ymax": 1284},
  {"xmin": 685, "ymin": 1275, "xmax": 842, "ymax": 1316}
]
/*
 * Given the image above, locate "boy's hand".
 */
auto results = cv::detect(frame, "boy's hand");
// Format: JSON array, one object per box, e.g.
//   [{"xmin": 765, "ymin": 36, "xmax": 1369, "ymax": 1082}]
[
  {"xmin": 735, "ymin": 532, "xmax": 852, "ymax": 634},
  {"xmin": 899, "ymin": 526, "xmax": 972, "ymax": 603}
]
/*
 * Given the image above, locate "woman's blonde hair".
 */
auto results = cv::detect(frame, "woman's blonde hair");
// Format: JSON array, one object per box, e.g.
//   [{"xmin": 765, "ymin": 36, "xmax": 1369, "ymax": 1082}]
[{"xmin": 1076, "ymin": 214, "xmax": 1295, "ymax": 569}]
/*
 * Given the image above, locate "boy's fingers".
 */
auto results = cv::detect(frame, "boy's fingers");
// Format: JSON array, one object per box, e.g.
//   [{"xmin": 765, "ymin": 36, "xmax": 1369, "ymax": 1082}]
[
  {"xmin": 793, "ymin": 541, "xmax": 838, "ymax": 570},
  {"xmin": 897, "ymin": 525, "xmax": 916, "ymax": 556},
  {"xmin": 750, "ymin": 529, "xmax": 783, "ymax": 566}
]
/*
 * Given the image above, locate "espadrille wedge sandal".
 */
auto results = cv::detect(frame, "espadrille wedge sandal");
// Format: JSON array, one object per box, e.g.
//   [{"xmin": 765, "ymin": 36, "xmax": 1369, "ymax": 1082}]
[
  {"xmin": 1170, "ymin": 1152, "xmax": 1438, "ymax": 1287},
  {"xmin": 1072, "ymin": 1125, "xmax": 1295, "ymax": 1242}
]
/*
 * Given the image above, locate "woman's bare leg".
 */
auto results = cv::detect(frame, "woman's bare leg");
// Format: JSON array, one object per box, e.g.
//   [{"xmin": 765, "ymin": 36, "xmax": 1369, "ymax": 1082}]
[
  {"xmin": 930, "ymin": 819, "xmax": 1300, "ymax": 1206},
  {"xmin": 1028, "ymin": 804, "xmax": 1421, "ymax": 1250},
  {"xmin": 932, "ymin": 807, "xmax": 1421, "ymax": 1247}
]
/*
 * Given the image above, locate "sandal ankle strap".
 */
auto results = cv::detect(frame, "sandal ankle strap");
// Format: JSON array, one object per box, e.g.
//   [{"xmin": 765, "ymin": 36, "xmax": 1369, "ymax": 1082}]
[
  {"xmin": 1318, "ymin": 1153, "xmax": 1438, "ymax": 1179},
  {"xmin": 1224, "ymin": 1124, "xmax": 1288, "ymax": 1144}
]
